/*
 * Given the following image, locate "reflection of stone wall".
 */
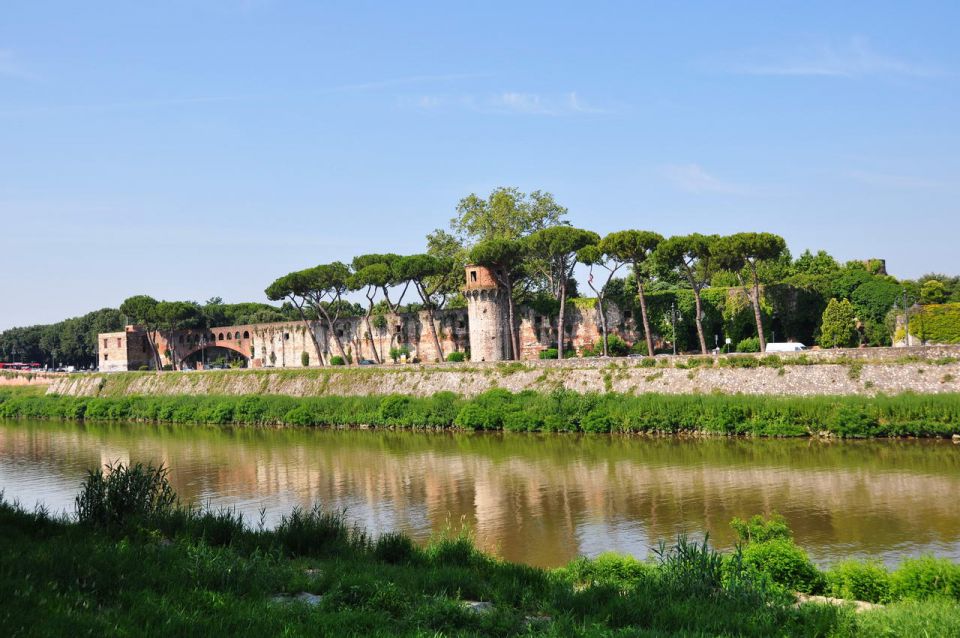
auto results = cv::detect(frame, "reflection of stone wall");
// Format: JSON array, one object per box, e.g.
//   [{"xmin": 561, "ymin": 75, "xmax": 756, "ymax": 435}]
[{"xmin": 3, "ymin": 424, "xmax": 959, "ymax": 568}]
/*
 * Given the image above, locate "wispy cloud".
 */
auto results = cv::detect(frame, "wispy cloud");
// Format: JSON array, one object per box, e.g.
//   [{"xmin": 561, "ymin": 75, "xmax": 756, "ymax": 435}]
[
  {"xmin": 847, "ymin": 169, "xmax": 943, "ymax": 189},
  {"xmin": 663, "ymin": 164, "xmax": 749, "ymax": 195},
  {"xmin": 406, "ymin": 91, "xmax": 612, "ymax": 116},
  {"xmin": 0, "ymin": 49, "xmax": 38, "ymax": 81},
  {"xmin": 0, "ymin": 74, "xmax": 482, "ymax": 117},
  {"xmin": 719, "ymin": 37, "xmax": 939, "ymax": 78}
]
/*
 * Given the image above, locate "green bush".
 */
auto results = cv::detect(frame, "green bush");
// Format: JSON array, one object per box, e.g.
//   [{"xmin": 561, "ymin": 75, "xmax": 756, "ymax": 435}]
[
  {"xmin": 631, "ymin": 340, "xmax": 649, "ymax": 356},
  {"xmin": 301, "ymin": 351, "xmax": 310, "ymax": 367},
  {"xmin": 891, "ymin": 556, "xmax": 960, "ymax": 601},
  {"xmin": 741, "ymin": 539, "xmax": 823, "ymax": 593},
  {"xmin": 445, "ymin": 351, "xmax": 466, "ymax": 362},
  {"xmin": 539, "ymin": 348, "xmax": 558, "ymax": 359},
  {"xmin": 581, "ymin": 410, "xmax": 613, "ymax": 433},
  {"xmin": 910, "ymin": 303, "xmax": 960, "ymax": 344},
  {"xmin": 825, "ymin": 560, "xmax": 891, "ymax": 603},
  {"xmin": 330, "ymin": 356, "xmax": 346, "ymax": 366},
  {"xmin": 737, "ymin": 337, "xmax": 761, "ymax": 353}
]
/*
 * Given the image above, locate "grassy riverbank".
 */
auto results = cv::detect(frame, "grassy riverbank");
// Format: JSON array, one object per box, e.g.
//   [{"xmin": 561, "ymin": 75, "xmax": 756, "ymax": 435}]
[
  {"xmin": 2, "ymin": 463, "xmax": 959, "ymax": 637},
  {"xmin": 2, "ymin": 386, "xmax": 959, "ymax": 437}
]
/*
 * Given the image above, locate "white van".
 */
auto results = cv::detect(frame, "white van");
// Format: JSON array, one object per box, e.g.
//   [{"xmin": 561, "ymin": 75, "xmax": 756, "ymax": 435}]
[{"xmin": 765, "ymin": 342, "xmax": 807, "ymax": 353}]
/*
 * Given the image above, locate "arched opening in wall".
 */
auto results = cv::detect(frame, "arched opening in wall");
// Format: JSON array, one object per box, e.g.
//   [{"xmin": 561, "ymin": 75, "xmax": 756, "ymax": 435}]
[
  {"xmin": 181, "ymin": 344, "xmax": 250, "ymax": 370},
  {"xmin": 284, "ymin": 333, "xmax": 290, "ymax": 340},
  {"xmin": 226, "ymin": 332, "xmax": 233, "ymax": 340},
  {"xmin": 243, "ymin": 331, "xmax": 250, "ymax": 339},
  {"xmin": 218, "ymin": 333, "xmax": 224, "ymax": 340}
]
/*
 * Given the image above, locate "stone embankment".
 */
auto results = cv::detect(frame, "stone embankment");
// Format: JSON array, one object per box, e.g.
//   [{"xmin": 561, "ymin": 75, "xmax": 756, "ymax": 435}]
[{"xmin": 45, "ymin": 346, "xmax": 960, "ymax": 399}]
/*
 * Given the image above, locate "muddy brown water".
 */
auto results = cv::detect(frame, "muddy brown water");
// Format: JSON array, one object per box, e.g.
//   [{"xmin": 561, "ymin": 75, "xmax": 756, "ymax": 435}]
[{"xmin": 1, "ymin": 419, "xmax": 958, "ymax": 568}]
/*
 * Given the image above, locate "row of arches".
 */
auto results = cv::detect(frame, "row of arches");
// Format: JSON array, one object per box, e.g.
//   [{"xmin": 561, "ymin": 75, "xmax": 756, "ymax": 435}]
[{"xmin": 175, "ymin": 330, "xmax": 251, "ymax": 345}]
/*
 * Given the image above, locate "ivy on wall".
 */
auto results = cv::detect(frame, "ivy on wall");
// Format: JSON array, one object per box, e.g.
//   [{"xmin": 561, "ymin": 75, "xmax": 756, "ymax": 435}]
[{"xmin": 909, "ymin": 303, "xmax": 960, "ymax": 344}]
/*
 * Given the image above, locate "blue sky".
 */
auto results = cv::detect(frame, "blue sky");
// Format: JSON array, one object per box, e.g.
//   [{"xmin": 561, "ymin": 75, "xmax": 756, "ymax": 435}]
[{"xmin": 2, "ymin": 1, "xmax": 958, "ymax": 330}]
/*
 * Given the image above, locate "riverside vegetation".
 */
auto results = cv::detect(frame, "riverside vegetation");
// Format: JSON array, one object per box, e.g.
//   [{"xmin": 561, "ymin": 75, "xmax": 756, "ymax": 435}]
[
  {"xmin": 2, "ymin": 462, "xmax": 958, "ymax": 637},
  {"xmin": 2, "ymin": 386, "xmax": 959, "ymax": 438}
]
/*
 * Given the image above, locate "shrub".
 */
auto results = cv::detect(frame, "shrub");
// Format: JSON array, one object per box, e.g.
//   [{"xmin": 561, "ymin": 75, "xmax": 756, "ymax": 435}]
[
  {"xmin": 826, "ymin": 405, "xmax": 879, "ymax": 438},
  {"xmin": 631, "ymin": 340, "xmax": 649, "ymax": 356},
  {"xmin": 373, "ymin": 531, "xmax": 420, "ymax": 565},
  {"xmin": 891, "ymin": 556, "xmax": 960, "ymax": 601},
  {"xmin": 591, "ymin": 335, "xmax": 630, "ymax": 357},
  {"xmin": 741, "ymin": 539, "xmax": 823, "ymax": 593},
  {"xmin": 581, "ymin": 410, "xmax": 613, "ymax": 433},
  {"xmin": 75, "ymin": 461, "xmax": 177, "ymax": 530},
  {"xmin": 388, "ymin": 345, "xmax": 410, "ymax": 362},
  {"xmin": 559, "ymin": 552, "xmax": 654, "ymax": 590},
  {"xmin": 502, "ymin": 411, "xmax": 541, "ymax": 432},
  {"xmin": 445, "ymin": 351, "xmax": 466, "ymax": 362},
  {"xmin": 825, "ymin": 560, "xmax": 891, "ymax": 603},
  {"xmin": 819, "ymin": 298, "xmax": 859, "ymax": 348},
  {"xmin": 273, "ymin": 504, "xmax": 366, "ymax": 557},
  {"xmin": 330, "ymin": 356, "xmax": 346, "ymax": 366},
  {"xmin": 453, "ymin": 404, "xmax": 498, "ymax": 430},
  {"xmin": 378, "ymin": 394, "xmax": 411, "ymax": 422},
  {"xmin": 539, "ymin": 348, "xmax": 558, "ymax": 359},
  {"xmin": 301, "ymin": 351, "xmax": 310, "ymax": 367},
  {"xmin": 737, "ymin": 337, "xmax": 761, "ymax": 353}
]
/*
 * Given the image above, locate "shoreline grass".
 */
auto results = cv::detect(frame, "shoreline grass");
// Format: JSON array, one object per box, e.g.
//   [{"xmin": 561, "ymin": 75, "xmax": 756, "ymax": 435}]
[
  {"xmin": 2, "ymin": 464, "xmax": 959, "ymax": 637},
  {"xmin": 2, "ymin": 386, "xmax": 959, "ymax": 438}
]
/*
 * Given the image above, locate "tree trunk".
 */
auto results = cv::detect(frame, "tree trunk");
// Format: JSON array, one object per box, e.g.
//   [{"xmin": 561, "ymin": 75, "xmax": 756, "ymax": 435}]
[
  {"xmin": 293, "ymin": 303, "xmax": 325, "ymax": 366},
  {"xmin": 747, "ymin": 269, "xmax": 766, "ymax": 353},
  {"xmin": 637, "ymin": 280, "xmax": 655, "ymax": 357},
  {"xmin": 363, "ymin": 315, "xmax": 381, "ymax": 364},
  {"xmin": 505, "ymin": 281, "xmax": 519, "ymax": 360},
  {"xmin": 598, "ymin": 298, "xmax": 609, "ymax": 356},
  {"xmin": 557, "ymin": 282, "xmax": 567, "ymax": 360},
  {"xmin": 424, "ymin": 307, "xmax": 444, "ymax": 362},
  {"xmin": 692, "ymin": 289, "xmax": 708, "ymax": 354},
  {"xmin": 320, "ymin": 308, "xmax": 349, "ymax": 362}
]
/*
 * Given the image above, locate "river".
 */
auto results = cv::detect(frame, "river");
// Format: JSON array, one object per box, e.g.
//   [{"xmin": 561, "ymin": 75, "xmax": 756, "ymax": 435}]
[{"xmin": 1, "ymin": 419, "xmax": 958, "ymax": 568}]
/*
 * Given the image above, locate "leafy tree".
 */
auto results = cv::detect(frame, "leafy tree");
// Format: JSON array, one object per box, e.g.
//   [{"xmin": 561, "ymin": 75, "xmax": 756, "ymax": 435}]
[
  {"xmin": 394, "ymin": 254, "xmax": 456, "ymax": 361},
  {"xmin": 524, "ymin": 227, "xmax": 599, "ymax": 359},
  {"xmin": 818, "ymin": 298, "xmax": 859, "ymax": 348},
  {"xmin": 599, "ymin": 230, "xmax": 663, "ymax": 359},
  {"xmin": 119, "ymin": 295, "xmax": 163, "ymax": 370},
  {"xmin": 469, "ymin": 238, "xmax": 526, "ymax": 359},
  {"xmin": 351, "ymin": 254, "xmax": 405, "ymax": 364},
  {"xmin": 715, "ymin": 232, "xmax": 787, "ymax": 352},
  {"xmin": 449, "ymin": 187, "xmax": 568, "ymax": 244},
  {"xmin": 264, "ymin": 270, "xmax": 327, "ymax": 365},
  {"xmin": 153, "ymin": 301, "xmax": 204, "ymax": 368},
  {"xmin": 654, "ymin": 234, "xmax": 719, "ymax": 354},
  {"xmin": 920, "ymin": 280, "xmax": 947, "ymax": 305}
]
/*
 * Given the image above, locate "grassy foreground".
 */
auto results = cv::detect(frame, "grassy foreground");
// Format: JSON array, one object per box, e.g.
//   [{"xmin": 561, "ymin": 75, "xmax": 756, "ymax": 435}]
[
  {"xmin": 2, "ymin": 463, "xmax": 959, "ymax": 637},
  {"xmin": 3, "ymin": 386, "xmax": 960, "ymax": 437}
]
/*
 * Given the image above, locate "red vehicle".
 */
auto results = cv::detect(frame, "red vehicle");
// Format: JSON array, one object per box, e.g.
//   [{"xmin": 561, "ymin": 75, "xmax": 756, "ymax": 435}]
[{"xmin": 0, "ymin": 362, "xmax": 41, "ymax": 370}]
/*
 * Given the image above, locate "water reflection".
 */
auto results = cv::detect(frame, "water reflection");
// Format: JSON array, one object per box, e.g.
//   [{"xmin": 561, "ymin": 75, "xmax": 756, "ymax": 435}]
[{"xmin": 1, "ymin": 420, "xmax": 958, "ymax": 568}]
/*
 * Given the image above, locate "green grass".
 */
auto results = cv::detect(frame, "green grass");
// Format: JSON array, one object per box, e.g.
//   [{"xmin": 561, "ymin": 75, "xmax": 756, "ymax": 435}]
[
  {"xmin": 2, "ymin": 473, "xmax": 960, "ymax": 638},
  {"xmin": 2, "ymin": 386, "xmax": 959, "ymax": 438}
]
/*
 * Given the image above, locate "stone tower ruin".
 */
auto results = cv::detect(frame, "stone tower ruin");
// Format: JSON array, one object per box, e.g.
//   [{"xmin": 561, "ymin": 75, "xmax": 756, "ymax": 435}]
[{"xmin": 464, "ymin": 265, "xmax": 511, "ymax": 362}]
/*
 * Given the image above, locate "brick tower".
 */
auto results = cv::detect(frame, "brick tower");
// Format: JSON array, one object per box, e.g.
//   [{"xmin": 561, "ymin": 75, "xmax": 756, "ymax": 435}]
[{"xmin": 464, "ymin": 265, "xmax": 510, "ymax": 362}]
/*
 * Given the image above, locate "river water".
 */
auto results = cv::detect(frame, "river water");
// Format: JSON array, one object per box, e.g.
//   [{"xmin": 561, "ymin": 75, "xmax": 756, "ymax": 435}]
[{"xmin": 1, "ymin": 419, "xmax": 958, "ymax": 568}]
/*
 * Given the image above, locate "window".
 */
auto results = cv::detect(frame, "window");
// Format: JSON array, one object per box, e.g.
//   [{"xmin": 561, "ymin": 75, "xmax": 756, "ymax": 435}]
[
  {"xmin": 218, "ymin": 333, "xmax": 224, "ymax": 340},
  {"xmin": 284, "ymin": 333, "xmax": 290, "ymax": 340},
  {"xmin": 103, "ymin": 338, "xmax": 108, "ymax": 349},
  {"xmin": 226, "ymin": 332, "xmax": 232, "ymax": 340},
  {"xmin": 117, "ymin": 338, "xmax": 122, "ymax": 347},
  {"xmin": 103, "ymin": 353, "xmax": 108, "ymax": 361},
  {"xmin": 243, "ymin": 331, "xmax": 250, "ymax": 339},
  {"xmin": 470, "ymin": 270, "xmax": 477, "ymax": 282}
]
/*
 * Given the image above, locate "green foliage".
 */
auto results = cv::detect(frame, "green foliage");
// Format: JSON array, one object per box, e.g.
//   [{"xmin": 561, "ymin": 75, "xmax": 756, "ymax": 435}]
[
  {"xmin": 445, "ymin": 351, "xmax": 466, "ymax": 362},
  {"xmin": 300, "ymin": 351, "xmax": 309, "ymax": 367},
  {"xmin": 819, "ymin": 298, "xmax": 859, "ymax": 348},
  {"xmin": 910, "ymin": 303, "xmax": 960, "ymax": 344},
  {"xmin": 920, "ymin": 279, "xmax": 947, "ymax": 304},
  {"xmin": 826, "ymin": 560, "xmax": 892, "ymax": 603},
  {"xmin": 890, "ymin": 556, "xmax": 960, "ymax": 601},
  {"xmin": 329, "ymin": 355, "xmax": 346, "ymax": 366},
  {"xmin": 737, "ymin": 336, "xmax": 761, "ymax": 353},
  {"xmin": 741, "ymin": 539, "xmax": 823, "ymax": 593},
  {"xmin": 75, "ymin": 461, "xmax": 177, "ymax": 530},
  {"xmin": 388, "ymin": 345, "xmax": 411, "ymax": 362}
]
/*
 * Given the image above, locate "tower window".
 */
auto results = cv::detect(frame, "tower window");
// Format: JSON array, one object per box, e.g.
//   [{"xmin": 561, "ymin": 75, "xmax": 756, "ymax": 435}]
[{"xmin": 470, "ymin": 270, "xmax": 477, "ymax": 282}]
